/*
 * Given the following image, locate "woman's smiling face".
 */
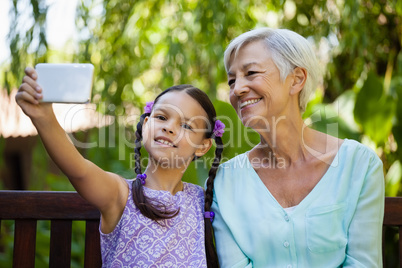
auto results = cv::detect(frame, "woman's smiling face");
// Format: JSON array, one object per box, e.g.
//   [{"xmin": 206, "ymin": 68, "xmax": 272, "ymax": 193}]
[{"xmin": 227, "ymin": 40, "xmax": 294, "ymax": 128}]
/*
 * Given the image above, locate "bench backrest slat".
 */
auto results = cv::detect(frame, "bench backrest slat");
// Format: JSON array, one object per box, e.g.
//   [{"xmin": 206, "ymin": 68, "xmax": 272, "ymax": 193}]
[
  {"xmin": 14, "ymin": 219, "xmax": 37, "ymax": 268},
  {"xmin": 49, "ymin": 220, "xmax": 73, "ymax": 268},
  {"xmin": 384, "ymin": 197, "xmax": 402, "ymax": 226},
  {"xmin": 0, "ymin": 191, "xmax": 101, "ymax": 267},
  {"xmin": 383, "ymin": 197, "xmax": 402, "ymax": 267},
  {"xmin": 399, "ymin": 227, "xmax": 402, "ymax": 268},
  {"xmin": 85, "ymin": 220, "xmax": 102, "ymax": 268}
]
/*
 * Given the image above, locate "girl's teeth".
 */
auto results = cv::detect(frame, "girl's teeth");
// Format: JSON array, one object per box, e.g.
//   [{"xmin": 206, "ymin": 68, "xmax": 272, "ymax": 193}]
[
  {"xmin": 241, "ymin": 98, "xmax": 261, "ymax": 108},
  {"xmin": 157, "ymin": 139, "xmax": 174, "ymax": 147}
]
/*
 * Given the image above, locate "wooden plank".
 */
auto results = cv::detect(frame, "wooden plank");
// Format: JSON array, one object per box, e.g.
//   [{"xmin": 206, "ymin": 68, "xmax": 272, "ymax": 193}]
[
  {"xmin": 49, "ymin": 220, "xmax": 72, "ymax": 268},
  {"xmin": 13, "ymin": 219, "xmax": 37, "ymax": 268},
  {"xmin": 0, "ymin": 191, "xmax": 100, "ymax": 220},
  {"xmin": 382, "ymin": 227, "xmax": 385, "ymax": 268},
  {"xmin": 400, "ymin": 227, "xmax": 402, "ymax": 268},
  {"xmin": 384, "ymin": 197, "xmax": 402, "ymax": 226},
  {"xmin": 84, "ymin": 220, "xmax": 102, "ymax": 268}
]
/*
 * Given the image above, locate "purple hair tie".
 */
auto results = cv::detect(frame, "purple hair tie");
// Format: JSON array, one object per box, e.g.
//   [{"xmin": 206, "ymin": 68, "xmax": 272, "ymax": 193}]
[
  {"xmin": 144, "ymin": 101, "xmax": 154, "ymax": 114},
  {"xmin": 204, "ymin": 211, "xmax": 215, "ymax": 222},
  {"xmin": 136, "ymin": 173, "xmax": 147, "ymax": 185},
  {"xmin": 213, "ymin": 120, "xmax": 225, "ymax": 138}
]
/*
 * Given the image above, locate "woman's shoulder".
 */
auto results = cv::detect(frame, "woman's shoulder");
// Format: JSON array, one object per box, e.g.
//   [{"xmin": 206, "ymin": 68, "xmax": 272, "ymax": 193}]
[
  {"xmin": 326, "ymin": 138, "xmax": 383, "ymax": 175},
  {"xmin": 214, "ymin": 153, "xmax": 251, "ymax": 181},
  {"xmin": 219, "ymin": 152, "xmax": 249, "ymax": 169},
  {"xmin": 213, "ymin": 152, "xmax": 252, "ymax": 188},
  {"xmin": 309, "ymin": 130, "xmax": 379, "ymax": 164},
  {"xmin": 340, "ymin": 139, "xmax": 381, "ymax": 162}
]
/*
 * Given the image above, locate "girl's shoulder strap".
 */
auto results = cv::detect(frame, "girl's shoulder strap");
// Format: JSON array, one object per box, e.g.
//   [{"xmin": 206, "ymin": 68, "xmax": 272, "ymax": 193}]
[{"xmin": 121, "ymin": 178, "xmax": 134, "ymax": 191}]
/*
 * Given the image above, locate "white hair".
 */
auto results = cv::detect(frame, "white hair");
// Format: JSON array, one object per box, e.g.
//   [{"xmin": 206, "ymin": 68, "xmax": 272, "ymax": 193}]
[{"xmin": 224, "ymin": 28, "xmax": 319, "ymax": 113}]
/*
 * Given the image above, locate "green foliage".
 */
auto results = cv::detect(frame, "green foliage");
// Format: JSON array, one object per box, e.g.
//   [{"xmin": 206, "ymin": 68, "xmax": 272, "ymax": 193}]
[
  {"xmin": 304, "ymin": 90, "xmax": 361, "ymax": 141},
  {"xmin": 385, "ymin": 160, "xmax": 402, "ymax": 197},
  {"xmin": 5, "ymin": 0, "xmax": 48, "ymax": 92},
  {"xmin": 0, "ymin": 220, "xmax": 13, "ymax": 267},
  {"xmin": 392, "ymin": 52, "xmax": 402, "ymax": 161},
  {"xmin": 354, "ymin": 72, "xmax": 396, "ymax": 145}
]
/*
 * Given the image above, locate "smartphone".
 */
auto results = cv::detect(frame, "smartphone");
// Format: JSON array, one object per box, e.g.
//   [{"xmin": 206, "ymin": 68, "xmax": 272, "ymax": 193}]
[{"xmin": 35, "ymin": 63, "xmax": 94, "ymax": 103}]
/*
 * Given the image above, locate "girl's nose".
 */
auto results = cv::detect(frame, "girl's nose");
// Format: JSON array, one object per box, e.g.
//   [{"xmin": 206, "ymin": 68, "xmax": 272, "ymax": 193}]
[{"xmin": 162, "ymin": 126, "xmax": 174, "ymax": 134}]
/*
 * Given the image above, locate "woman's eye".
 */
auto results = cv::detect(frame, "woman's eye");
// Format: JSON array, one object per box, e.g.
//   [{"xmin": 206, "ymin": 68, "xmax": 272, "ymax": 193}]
[
  {"xmin": 247, "ymin": 71, "xmax": 257, "ymax": 76},
  {"xmin": 228, "ymin": 79, "xmax": 235, "ymax": 86}
]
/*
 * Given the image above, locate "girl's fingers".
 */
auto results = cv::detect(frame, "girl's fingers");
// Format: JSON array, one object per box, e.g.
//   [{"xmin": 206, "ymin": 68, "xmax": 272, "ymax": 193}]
[
  {"xmin": 16, "ymin": 89, "xmax": 40, "ymax": 105},
  {"xmin": 17, "ymin": 68, "xmax": 43, "ymax": 107},
  {"xmin": 22, "ymin": 75, "xmax": 42, "ymax": 94},
  {"xmin": 18, "ymin": 83, "xmax": 42, "ymax": 102},
  {"xmin": 24, "ymin": 67, "xmax": 37, "ymax": 80}
]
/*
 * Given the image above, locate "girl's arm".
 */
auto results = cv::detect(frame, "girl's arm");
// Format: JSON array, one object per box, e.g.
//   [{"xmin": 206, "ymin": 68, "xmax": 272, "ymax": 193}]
[{"xmin": 16, "ymin": 67, "xmax": 128, "ymax": 229}]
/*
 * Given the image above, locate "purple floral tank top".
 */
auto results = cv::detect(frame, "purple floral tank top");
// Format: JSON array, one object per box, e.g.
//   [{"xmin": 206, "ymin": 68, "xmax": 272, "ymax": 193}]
[{"xmin": 100, "ymin": 179, "xmax": 207, "ymax": 267}]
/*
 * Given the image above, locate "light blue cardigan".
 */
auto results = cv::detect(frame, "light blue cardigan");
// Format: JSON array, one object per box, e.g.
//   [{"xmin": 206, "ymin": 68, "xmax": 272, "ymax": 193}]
[{"xmin": 211, "ymin": 139, "xmax": 384, "ymax": 268}]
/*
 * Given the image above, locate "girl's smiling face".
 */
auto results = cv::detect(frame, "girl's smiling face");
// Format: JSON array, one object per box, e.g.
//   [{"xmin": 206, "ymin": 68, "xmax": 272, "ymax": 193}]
[{"xmin": 142, "ymin": 91, "xmax": 212, "ymax": 168}]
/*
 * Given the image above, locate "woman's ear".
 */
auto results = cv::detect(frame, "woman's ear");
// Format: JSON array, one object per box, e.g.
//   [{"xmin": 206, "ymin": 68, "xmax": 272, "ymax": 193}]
[
  {"xmin": 290, "ymin": 67, "xmax": 307, "ymax": 95},
  {"xmin": 195, "ymin": 138, "xmax": 213, "ymax": 158}
]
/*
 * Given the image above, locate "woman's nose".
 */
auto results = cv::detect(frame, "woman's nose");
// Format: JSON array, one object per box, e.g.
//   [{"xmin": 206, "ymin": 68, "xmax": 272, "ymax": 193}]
[{"xmin": 232, "ymin": 77, "xmax": 249, "ymax": 96}]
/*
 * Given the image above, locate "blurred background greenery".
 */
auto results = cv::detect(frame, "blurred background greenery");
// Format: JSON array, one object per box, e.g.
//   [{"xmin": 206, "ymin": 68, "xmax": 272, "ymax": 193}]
[{"xmin": 0, "ymin": 0, "xmax": 401, "ymax": 267}]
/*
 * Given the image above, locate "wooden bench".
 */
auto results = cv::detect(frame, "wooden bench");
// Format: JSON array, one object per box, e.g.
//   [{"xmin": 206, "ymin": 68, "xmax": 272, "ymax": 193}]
[
  {"xmin": 384, "ymin": 197, "xmax": 402, "ymax": 268},
  {"xmin": 0, "ymin": 191, "xmax": 101, "ymax": 268},
  {"xmin": 0, "ymin": 192, "xmax": 401, "ymax": 267}
]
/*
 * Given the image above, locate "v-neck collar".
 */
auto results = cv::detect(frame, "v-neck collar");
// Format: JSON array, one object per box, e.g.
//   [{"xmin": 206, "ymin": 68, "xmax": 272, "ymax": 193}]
[{"xmin": 244, "ymin": 139, "xmax": 349, "ymax": 213}]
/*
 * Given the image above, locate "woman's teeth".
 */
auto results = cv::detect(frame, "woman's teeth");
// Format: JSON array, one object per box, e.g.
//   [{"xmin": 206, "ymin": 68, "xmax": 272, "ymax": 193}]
[{"xmin": 240, "ymin": 98, "xmax": 261, "ymax": 109}]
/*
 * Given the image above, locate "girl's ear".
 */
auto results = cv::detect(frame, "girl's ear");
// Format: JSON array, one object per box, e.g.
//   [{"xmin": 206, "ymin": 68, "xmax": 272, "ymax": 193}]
[
  {"xmin": 143, "ymin": 116, "xmax": 149, "ymax": 124},
  {"xmin": 290, "ymin": 67, "xmax": 307, "ymax": 96},
  {"xmin": 141, "ymin": 116, "xmax": 150, "ymax": 138},
  {"xmin": 195, "ymin": 138, "xmax": 213, "ymax": 158}
]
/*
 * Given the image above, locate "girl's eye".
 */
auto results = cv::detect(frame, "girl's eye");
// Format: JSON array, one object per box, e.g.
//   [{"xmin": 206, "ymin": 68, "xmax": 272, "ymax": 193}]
[
  {"xmin": 182, "ymin": 123, "xmax": 192, "ymax": 130},
  {"xmin": 156, "ymin": 115, "xmax": 166, "ymax": 120},
  {"xmin": 228, "ymin": 79, "xmax": 235, "ymax": 86}
]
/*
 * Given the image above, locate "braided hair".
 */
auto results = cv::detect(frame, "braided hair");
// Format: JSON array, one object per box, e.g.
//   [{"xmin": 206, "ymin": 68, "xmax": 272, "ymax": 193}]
[
  {"xmin": 133, "ymin": 84, "xmax": 222, "ymax": 267},
  {"xmin": 204, "ymin": 135, "xmax": 223, "ymax": 268},
  {"xmin": 133, "ymin": 112, "xmax": 178, "ymax": 219}
]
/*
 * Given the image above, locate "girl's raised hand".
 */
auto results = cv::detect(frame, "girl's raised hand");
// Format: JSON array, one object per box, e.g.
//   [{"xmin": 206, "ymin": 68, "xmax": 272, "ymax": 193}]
[{"xmin": 16, "ymin": 67, "xmax": 53, "ymax": 120}]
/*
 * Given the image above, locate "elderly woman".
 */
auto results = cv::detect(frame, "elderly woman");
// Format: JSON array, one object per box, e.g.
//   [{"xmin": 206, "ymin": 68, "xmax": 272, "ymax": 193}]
[{"xmin": 211, "ymin": 28, "xmax": 384, "ymax": 267}]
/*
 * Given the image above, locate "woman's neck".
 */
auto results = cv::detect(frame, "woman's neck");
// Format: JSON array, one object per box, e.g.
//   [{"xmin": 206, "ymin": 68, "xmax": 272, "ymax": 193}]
[
  {"xmin": 255, "ymin": 116, "xmax": 311, "ymax": 167},
  {"xmin": 143, "ymin": 160, "xmax": 185, "ymax": 195}
]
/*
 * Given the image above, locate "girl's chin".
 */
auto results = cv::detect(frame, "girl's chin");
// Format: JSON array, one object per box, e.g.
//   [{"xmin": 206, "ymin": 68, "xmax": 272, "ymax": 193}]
[{"xmin": 148, "ymin": 154, "xmax": 193, "ymax": 169}]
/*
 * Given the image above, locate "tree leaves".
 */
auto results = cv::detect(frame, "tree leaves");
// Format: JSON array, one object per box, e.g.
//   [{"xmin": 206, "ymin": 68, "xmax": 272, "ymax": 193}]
[
  {"xmin": 354, "ymin": 72, "xmax": 396, "ymax": 145},
  {"xmin": 2, "ymin": 0, "xmax": 402, "ymax": 191}
]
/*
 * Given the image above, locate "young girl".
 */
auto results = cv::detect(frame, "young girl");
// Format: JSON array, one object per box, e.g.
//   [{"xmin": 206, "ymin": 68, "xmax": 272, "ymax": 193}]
[{"xmin": 16, "ymin": 68, "xmax": 224, "ymax": 267}]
